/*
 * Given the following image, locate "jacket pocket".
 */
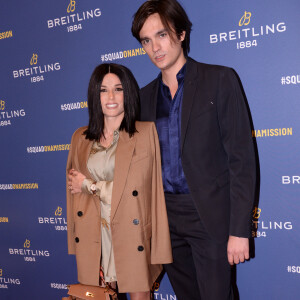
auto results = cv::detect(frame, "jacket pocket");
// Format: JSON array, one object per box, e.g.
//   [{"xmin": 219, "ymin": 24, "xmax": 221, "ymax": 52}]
[
  {"xmin": 142, "ymin": 223, "xmax": 152, "ymax": 240},
  {"xmin": 193, "ymin": 102, "xmax": 215, "ymax": 119}
]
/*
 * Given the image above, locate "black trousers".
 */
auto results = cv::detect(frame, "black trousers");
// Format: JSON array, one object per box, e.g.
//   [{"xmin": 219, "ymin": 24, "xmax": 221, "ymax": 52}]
[{"xmin": 164, "ymin": 194, "xmax": 231, "ymax": 300}]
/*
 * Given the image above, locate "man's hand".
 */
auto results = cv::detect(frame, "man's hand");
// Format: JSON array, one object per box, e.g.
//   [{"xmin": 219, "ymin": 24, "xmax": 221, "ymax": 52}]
[
  {"xmin": 227, "ymin": 235, "xmax": 249, "ymax": 265},
  {"xmin": 68, "ymin": 169, "xmax": 86, "ymax": 194}
]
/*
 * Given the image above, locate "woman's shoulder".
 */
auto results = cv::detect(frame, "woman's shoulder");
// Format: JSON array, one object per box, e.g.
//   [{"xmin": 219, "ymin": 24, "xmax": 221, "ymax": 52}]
[
  {"xmin": 134, "ymin": 122, "xmax": 157, "ymax": 146},
  {"xmin": 135, "ymin": 121, "xmax": 155, "ymax": 132},
  {"xmin": 70, "ymin": 126, "xmax": 88, "ymax": 143}
]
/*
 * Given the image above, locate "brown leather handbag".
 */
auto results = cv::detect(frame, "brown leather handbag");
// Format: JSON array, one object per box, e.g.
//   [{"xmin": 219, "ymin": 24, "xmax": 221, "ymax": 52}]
[{"xmin": 62, "ymin": 283, "xmax": 117, "ymax": 300}]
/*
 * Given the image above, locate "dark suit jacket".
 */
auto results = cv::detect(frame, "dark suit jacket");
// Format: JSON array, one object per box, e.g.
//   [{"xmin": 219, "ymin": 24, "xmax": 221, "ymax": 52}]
[{"xmin": 140, "ymin": 57, "xmax": 256, "ymax": 242}]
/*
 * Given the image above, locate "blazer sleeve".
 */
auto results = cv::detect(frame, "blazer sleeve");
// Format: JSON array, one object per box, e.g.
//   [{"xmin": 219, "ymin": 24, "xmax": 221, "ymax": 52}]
[
  {"xmin": 149, "ymin": 123, "xmax": 173, "ymax": 264},
  {"xmin": 66, "ymin": 131, "xmax": 76, "ymax": 255},
  {"xmin": 217, "ymin": 68, "xmax": 256, "ymax": 238}
]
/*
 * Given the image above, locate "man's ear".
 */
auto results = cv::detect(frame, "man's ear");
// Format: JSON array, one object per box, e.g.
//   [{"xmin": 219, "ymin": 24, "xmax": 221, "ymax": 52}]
[{"xmin": 179, "ymin": 31, "xmax": 186, "ymax": 42}]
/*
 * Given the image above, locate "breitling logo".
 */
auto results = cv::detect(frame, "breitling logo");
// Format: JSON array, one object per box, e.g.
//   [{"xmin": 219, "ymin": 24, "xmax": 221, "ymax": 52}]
[
  {"xmin": 0, "ymin": 100, "xmax": 5, "ymax": 110},
  {"xmin": 47, "ymin": 1, "xmax": 101, "ymax": 30},
  {"xmin": 239, "ymin": 11, "xmax": 251, "ymax": 26},
  {"xmin": 9, "ymin": 239, "xmax": 50, "ymax": 259},
  {"xmin": 67, "ymin": 0, "xmax": 76, "ymax": 13},
  {"xmin": 252, "ymin": 206, "xmax": 261, "ymax": 219},
  {"xmin": 209, "ymin": 11, "xmax": 286, "ymax": 46},
  {"xmin": 151, "ymin": 282, "xmax": 160, "ymax": 292},
  {"xmin": 30, "ymin": 53, "xmax": 38, "ymax": 65},
  {"xmin": 252, "ymin": 205, "xmax": 293, "ymax": 238},
  {"xmin": 0, "ymin": 269, "xmax": 21, "ymax": 287},
  {"xmin": 24, "ymin": 239, "xmax": 30, "ymax": 248},
  {"xmin": 55, "ymin": 206, "xmax": 63, "ymax": 216},
  {"xmin": 38, "ymin": 206, "xmax": 67, "ymax": 231},
  {"xmin": 13, "ymin": 54, "xmax": 61, "ymax": 79}
]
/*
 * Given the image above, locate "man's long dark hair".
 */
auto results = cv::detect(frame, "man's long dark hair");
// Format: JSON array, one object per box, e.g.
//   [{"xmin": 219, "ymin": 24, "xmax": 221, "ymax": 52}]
[
  {"xmin": 131, "ymin": 0, "xmax": 192, "ymax": 57},
  {"xmin": 84, "ymin": 63, "xmax": 140, "ymax": 141}
]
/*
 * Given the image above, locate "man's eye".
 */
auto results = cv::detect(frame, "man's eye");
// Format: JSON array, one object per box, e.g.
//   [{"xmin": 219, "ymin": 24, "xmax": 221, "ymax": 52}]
[
  {"xmin": 142, "ymin": 39, "xmax": 149, "ymax": 45},
  {"xmin": 160, "ymin": 33, "xmax": 167, "ymax": 38}
]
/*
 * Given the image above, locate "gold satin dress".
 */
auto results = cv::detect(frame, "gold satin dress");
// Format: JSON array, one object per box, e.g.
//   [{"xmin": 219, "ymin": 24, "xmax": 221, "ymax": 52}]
[{"xmin": 82, "ymin": 130, "xmax": 119, "ymax": 283}]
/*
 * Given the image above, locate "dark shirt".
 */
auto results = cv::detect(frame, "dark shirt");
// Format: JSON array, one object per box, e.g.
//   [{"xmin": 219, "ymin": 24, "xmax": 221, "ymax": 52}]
[{"xmin": 155, "ymin": 64, "xmax": 190, "ymax": 194}]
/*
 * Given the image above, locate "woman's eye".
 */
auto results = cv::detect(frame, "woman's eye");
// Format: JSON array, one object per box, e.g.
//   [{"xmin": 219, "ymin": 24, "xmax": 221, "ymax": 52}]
[
  {"xmin": 116, "ymin": 88, "xmax": 123, "ymax": 92},
  {"xmin": 100, "ymin": 89, "xmax": 107, "ymax": 93}
]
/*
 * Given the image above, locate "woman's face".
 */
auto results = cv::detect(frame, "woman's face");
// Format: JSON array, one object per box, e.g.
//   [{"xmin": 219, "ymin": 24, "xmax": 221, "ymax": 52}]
[{"xmin": 100, "ymin": 73, "xmax": 124, "ymax": 121}]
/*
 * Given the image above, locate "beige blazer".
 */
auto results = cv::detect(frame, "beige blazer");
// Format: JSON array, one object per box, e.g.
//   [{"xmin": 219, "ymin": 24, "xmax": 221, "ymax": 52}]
[{"xmin": 66, "ymin": 121, "xmax": 172, "ymax": 293}]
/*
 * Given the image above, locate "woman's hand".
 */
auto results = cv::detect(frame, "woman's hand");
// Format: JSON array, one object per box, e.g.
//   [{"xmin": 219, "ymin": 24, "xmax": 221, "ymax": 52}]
[{"xmin": 68, "ymin": 169, "xmax": 86, "ymax": 194}]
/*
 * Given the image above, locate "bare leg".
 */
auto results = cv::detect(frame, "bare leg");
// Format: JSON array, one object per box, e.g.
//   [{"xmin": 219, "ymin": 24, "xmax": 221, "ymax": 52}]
[{"xmin": 129, "ymin": 291, "xmax": 151, "ymax": 300}]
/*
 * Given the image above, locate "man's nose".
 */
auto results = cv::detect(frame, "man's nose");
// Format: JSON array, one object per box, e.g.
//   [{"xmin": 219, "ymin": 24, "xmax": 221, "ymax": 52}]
[{"xmin": 152, "ymin": 39, "xmax": 160, "ymax": 53}]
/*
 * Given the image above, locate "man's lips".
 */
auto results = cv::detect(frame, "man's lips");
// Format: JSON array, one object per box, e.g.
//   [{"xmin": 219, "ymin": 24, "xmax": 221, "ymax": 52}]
[{"xmin": 155, "ymin": 54, "xmax": 165, "ymax": 61}]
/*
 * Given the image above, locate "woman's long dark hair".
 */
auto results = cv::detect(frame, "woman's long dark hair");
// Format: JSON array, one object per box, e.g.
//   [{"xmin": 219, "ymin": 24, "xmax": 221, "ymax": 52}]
[{"xmin": 84, "ymin": 63, "xmax": 140, "ymax": 141}]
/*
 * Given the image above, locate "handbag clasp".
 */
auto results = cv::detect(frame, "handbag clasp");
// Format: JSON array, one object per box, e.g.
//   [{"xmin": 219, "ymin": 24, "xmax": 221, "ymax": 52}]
[{"xmin": 85, "ymin": 292, "xmax": 94, "ymax": 297}]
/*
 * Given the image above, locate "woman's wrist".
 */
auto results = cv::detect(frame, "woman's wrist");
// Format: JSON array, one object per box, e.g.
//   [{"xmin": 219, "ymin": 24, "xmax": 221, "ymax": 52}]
[{"xmin": 81, "ymin": 178, "xmax": 94, "ymax": 194}]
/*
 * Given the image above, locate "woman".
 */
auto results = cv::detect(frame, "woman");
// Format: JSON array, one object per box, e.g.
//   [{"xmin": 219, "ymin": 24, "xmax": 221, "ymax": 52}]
[{"xmin": 66, "ymin": 63, "xmax": 172, "ymax": 300}]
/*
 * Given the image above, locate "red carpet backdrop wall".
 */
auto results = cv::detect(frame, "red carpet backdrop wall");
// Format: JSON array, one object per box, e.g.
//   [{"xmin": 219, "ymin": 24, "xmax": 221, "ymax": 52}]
[{"xmin": 0, "ymin": 0, "xmax": 299, "ymax": 299}]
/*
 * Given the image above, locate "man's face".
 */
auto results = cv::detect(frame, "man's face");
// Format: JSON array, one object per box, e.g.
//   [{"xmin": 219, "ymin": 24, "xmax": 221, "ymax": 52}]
[{"xmin": 139, "ymin": 13, "xmax": 185, "ymax": 71}]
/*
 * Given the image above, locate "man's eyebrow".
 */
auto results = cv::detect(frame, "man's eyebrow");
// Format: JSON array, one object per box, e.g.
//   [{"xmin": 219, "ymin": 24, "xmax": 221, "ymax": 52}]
[
  {"xmin": 140, "ymin": 36, "xmax": 149, "ymax": 41},
  {"xmin": 156, "ymin": 29, "xmax": 167, "ymax": 36},
  {"xmin": 140, "ymin": 29, "xmax": 167, "ymax": 40}
]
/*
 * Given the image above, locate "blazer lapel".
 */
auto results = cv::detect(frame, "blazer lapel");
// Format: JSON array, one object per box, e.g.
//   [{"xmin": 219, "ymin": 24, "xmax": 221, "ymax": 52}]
[
  {"xmin": 110, "ymin": 130, "xmax": 136, "ymax": 221},
  {"xmin": 78, "ymin": 139, "xmax": 94, "ymax": 178},
  {"xmin": 180, "ymin": 58, "xmax": 203, "ymax": 152},
  {"xmin": 77, "ymin": 138, "xmax": 102, "ymax": 215}
]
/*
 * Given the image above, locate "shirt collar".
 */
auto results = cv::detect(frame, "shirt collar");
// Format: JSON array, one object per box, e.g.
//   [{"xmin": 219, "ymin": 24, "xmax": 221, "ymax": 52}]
[
  {"xmin": 94, "ymin": 129, "xmax": 120, "ymax": 151},
  {"xmin": 158, "ymin": 63, "xmax": 187, "ymax": 87}
]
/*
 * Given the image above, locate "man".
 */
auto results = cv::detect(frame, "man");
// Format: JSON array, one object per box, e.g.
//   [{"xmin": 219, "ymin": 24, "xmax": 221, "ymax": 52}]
[{"xmin": 131, "ymin": 0, "xmax": 256, "ymax": 299}]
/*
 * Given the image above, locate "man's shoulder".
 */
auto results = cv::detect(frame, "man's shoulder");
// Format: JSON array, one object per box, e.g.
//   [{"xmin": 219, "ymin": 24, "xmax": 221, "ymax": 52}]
[
  {"xmin": 139, "ymin": 57, "xmax": 236, "ymax": 96},
  {"xmin": 140, "ymin": 77, "xmax": 159, "ymax": 96},
  {"xmin": 187, "ymin": 57, "xmax": 233, "ymax": 76}
]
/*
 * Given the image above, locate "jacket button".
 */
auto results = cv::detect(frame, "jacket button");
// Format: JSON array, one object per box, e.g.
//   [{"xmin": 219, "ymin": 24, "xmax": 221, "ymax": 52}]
[
  {"xmin": 132, "ymin": 190, "xmax": 138, "ymax": 196},
  {"xmin": 133, "ymin": 219, "xmax": 139, "ymax": 225},
  {"xmin": 77, "ymin": 211, "xmax": 83, "ymax": 217},
  {"xmin": 75, "ymin": 237, "xmax": 79, "ymax": 243},
  {"xmin": 137, "ymin": 245, "xmax": 144, "ymax": 251}
]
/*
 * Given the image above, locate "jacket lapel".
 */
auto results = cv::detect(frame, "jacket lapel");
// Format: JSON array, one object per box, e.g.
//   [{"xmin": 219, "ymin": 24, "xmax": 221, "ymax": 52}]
[
  {"xmin": 180, "ymin": 58, "xmax": 202, "ymax": 152},
  {"xmin": 77, "ymin": 137, "xmax": 102, "ymax": 215},
  {"xmin": 110, "ymin": 130, "xmax": 136, "ymax": 221},
  {"xmin": 145, "ymin": 58, "xmax": 204, "ymax": 153},
  {"xmin": 79, "ymin": 138, "xmax": 94, "ymax": 178}
]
